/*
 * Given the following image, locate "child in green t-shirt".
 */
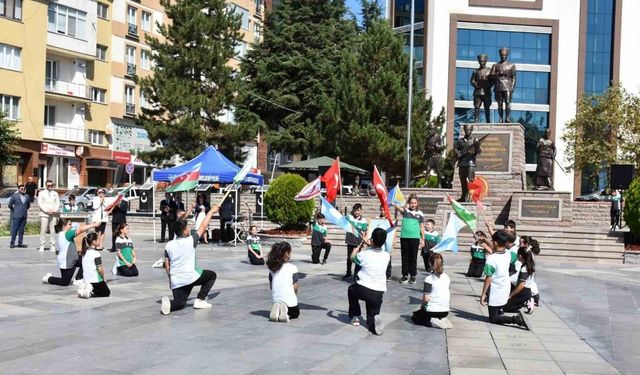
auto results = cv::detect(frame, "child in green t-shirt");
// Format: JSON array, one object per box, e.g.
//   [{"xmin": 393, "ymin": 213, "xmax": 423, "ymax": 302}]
[
  {"xmin": 114, "ymin": 223, "xmax": 138, "ymax": 277},
  {"xmin": 466, "ymin": 230, "xmax": 491, "ymax": 277},
  {"xmin": 393, "ymin": 194, "xmax": 425, "ymax": 284},
  {"xmin": 421, "ymin": 219, "xmax": 441, "ymax": 272},
  {"xmin": 311, "ymin": 213, "xmax": 331, "ymax": 265},
  {"xmin": 247, "ymin": 225, "xmax": 265, "ymax": 265}
]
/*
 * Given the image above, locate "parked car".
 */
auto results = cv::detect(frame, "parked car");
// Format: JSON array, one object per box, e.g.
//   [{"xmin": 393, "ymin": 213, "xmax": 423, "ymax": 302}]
[
  {"xmin": 59, "ymin": 186, "xmax": 99, "ymax": 211},
  {"xmin": 575, "ymin": 189, "xmax": 613, "ymax": 202},
  {"xmin": 0, "ymin": 187, "xmax": 18, "ymax": 209},
  {"xmin": 106, "ymin": 186, "xmax": 139, "ymax": 202}
]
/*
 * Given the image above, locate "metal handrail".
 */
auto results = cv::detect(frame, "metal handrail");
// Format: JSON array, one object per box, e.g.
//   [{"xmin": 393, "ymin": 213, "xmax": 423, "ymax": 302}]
[
  {"xmin": 45, "ymin": 78, "xmax": 91, "ymax": 99},
  {"xmin": 43, "ymin": 123, "xmax": 88, "ymax": 143}
]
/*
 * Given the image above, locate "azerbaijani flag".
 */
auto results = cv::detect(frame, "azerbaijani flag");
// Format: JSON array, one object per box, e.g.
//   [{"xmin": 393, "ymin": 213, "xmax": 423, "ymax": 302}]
[
  {"xmin": 447, "ymin": 194, "xmax": 477, "ymax": 232},
  {"xmin": 387, "ymin": 183, "xmax": 406, "ymax": 207},
  {"xmin": 294, "ymin": 178, "xmax": 321, "ymax": 201},
  {"xmin": 104, "ymin": 184, "xmax": 135, "ymax": 211},
  {"xmin": 167, "ymin": 163, "xmax": 201, "ymax": 193},
  {"xmin": 432, "ymin": 213, "xmax": 466, "ymax": 253},
  {"xmin": 320, "ymin": 196, "xmax": 356, "ymax": 236}
]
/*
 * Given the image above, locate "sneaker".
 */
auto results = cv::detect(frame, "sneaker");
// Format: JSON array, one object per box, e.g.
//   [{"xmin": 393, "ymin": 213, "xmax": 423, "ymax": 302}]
[
  {"xmin": 351, "ymin": 317, "xmax": 361, "ymax": 326},
  {"xmin": 430, "ymin": 318, "xmax": 447, "ymax": 329},
  {"xmin": 515, "ymin": 310, "xmax": 532, "ymax": 331},
  {"xmin": 526, "ymin": 298, "xmax": 535, "ymax": 314},
  {"xmin": 269, "ymin": 303, "xmax": 281, "ymax": 322},
  {"xmin": 38, "ymin": 246, "xmax": 45, "ymax": 252},
  {"xmin": 533, "ymin": 294, "xmax": 540, "ymax": 306},
  {"xmin": 161, "ymin": 296, "xmax": 171, "ymax": 315},
  {"xmin": 16, "ymin": 244, "xmax": 27, "ymax": 248},
  {"xmin": 78, "ymin": 283, "xmax": 92, "ymax": 299},
  {"xmin": 72, "ymin": 279, "xmax": 83, "ymax": 286},
  {"xmin": 112, "ymin": 263, "xmax": 118, "ymax": 276},
  {"xmin": 42, "ymin": 273, "xmax": 51, "ymax": 284},
  {"xmin": 409, "ymin": 276, "xmax": 416, "ymax": 284},
  {"xmin": 342, "ymin": 273, "xmax": 352, "ymax": 281},
  {"xmin": 321, "ymin": 259, "xmax": 327, "ymax": 265},
  {"xmin": 277, "ymin": 304, "xmax": 289, "ymax": 323},
  {"xmin": 193, "ymin": 298, "xmax": 212, "ymax": 309},
  {"xmin": 373, "ymin": 315, "xmax": 384, "ymax": 335},
  {"xmin": 386, "ymin": 277, "xmax": 391, "ymax": 282},
  {"xmin": 440, "ymin": 317, "xmax": 454, "ymax": 329},
  {"xmin": 399, "ymin": 276, "xmax": 409, "ymax": 284}
]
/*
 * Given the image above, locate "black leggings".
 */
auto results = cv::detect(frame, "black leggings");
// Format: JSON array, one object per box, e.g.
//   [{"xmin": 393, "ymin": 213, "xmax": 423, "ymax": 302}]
[
  {"xmin": 400, "ymin": 238, "xmax": 420, "ymax": 277},
  {"xmin": 170, "ymin": 270, "xmax": 217, "ymax": 311},
  {"xmin": 348, "ymin": 283, "xmax": 384, "ymax": 334},
  {"xmin": 466, "ymin": 258, "xmax": 486, "ymax": 277},
  {"xmin": 412, "ymin": 309, "xmax": 449, "ymax": 327},
  {"xmin": 91, "ymin": 281, "xmax": 111, "ymax": 297},
  {"xmin": 117, "ymin": 264, "xmax": 139, "ymax": 277},
  {"xmin": 248, "ymin": 250, "xmax": 265, "ymax": 265},
  {"xmin": 287, "ymin": 305, "xmax": 300, "ymax": 319},
  {"xmin": 488, "ymin": 305, "xmax": 518, "ymax": 325},
  {"xmin": 311, "ymin": 243, "xmax": 331, "ymax": 264},
  {"xmin": 503, "ymin": 287, "xmax": 532, "ymax": 313},
  {"xmin": 48, "ymin": 259, "xmax": 83, "ymax": 286}
]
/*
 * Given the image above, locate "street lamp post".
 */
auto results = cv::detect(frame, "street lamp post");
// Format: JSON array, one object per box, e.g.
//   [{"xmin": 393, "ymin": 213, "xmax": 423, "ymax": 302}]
[{"xmin": 405, "ymin": 0, "xmax": 415, "ymax": 188}]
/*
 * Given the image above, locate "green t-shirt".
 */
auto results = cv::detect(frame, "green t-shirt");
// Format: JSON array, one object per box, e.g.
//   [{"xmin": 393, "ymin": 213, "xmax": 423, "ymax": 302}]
[
  {"xmin": 115, "ymin": 236, "xmax": 134, "ymax": 266},
  {"xmin": 400, "ymin": 209, "xmax": 424, "ymax": 239},
  {"xmin": 471, "ymin": 244, "xmax": 486, "ymax": 259},
  {"xmin": 247, "ymin": 235, "xmax": 261, "ymax": 254}
]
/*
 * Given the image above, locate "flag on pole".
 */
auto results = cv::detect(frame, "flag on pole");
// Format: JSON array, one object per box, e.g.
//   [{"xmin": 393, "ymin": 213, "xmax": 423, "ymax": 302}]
[
  {"xmin": 373, "ymin": 166, "xmax": 393, "ymax": 226},
  {"xmin": 167, "ymin": 163, "xmax": 201, "ymax": 193},
  {"xmin": 447, "ymin": 194, "xmax": 477, "ymax": 232},
  {"xmin": 320, "ymin": 196, "xmax": 355, "ymax": 236},
  {"xmin": 233, "ymin": 162, "xmax": 253, "ymax": 184},
  {"xmin": 320, "ymin": 158, "xmax": 341, "ymax": 204},
  {"xmin": 294, "ymin": 178, "xmax": 321, "ymax": 201},
  {"xmin": 104, "ymin": 184, "xmax": 135, "ymax": 212},
  {"xmin": 432, "ymin": 213, "xmax": 466, "ymax": 253},
  {"xmin": 387, "ymin": 183, "xmax": 406, "ymax": 207}
]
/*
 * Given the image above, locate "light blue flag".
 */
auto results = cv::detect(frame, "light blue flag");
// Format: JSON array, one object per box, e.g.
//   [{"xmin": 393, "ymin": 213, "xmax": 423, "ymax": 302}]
[
  {"xmin": 432, "ymin": 213, "xmax": 466, "ymax": 253},
  {"xmin": 320, "ymin": 197, "xmax": 355, "ymax": 235}
]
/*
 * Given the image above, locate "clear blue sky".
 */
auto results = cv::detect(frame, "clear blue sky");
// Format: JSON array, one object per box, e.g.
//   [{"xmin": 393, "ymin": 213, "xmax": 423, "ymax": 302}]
[{"xmin": 346, "ymin": 0, "xmax": 386, "ymax": 24}]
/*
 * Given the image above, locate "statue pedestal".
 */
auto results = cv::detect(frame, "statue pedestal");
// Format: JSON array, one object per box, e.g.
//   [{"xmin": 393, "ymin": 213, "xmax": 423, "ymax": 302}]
[{"xmin": 453, "ymin": 123, "xmax": 527, "ymax": 223}]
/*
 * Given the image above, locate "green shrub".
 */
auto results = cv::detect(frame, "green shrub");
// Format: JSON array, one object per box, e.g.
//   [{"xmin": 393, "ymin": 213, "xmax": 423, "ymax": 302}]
[
  {"xmin": 624, "ymin": 177, "xmax": 640, "ymax": 236},
  {"xmin": 265, "ymin": 174, "xmax": 315, "ymax": 229}
]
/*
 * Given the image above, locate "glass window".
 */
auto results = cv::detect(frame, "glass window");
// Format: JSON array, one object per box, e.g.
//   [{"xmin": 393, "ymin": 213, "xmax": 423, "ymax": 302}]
[
  {"xmin": 97, "ymin": 2, "xmax": 108, "ymax": 19},
  {"xmin": 92, "ymin": 88, "xmax": 106, "ymax": 103},
  {"xmin": 126, "ymin": 46, "xmax": 136, "ymax": 65},
  {"xmin": 584, "ymin": 0, "xmax": 615, "ymax": 95},
  {"xmin": 89, "ymin": 130, "xmax": 104, "ymax": 145},
  {"xmin": 234, "ymin": 41, "xmax": 247, "ymax": 58},
  {"xmin": 125, "ymin": 86, "xmax": 134, "ymax": 105},
  {"xmin": 0, "ymin": 43, "xmax": 21, "ymax": 71},
  {"xmin": 233, "ymin": 5, "xmax": 249, "ymax": 30},
  {"xmin": 48, "ymin": 3, "xmax": 87, "ymax": 40},
  {"xmin": 140, "ymin": 92, "xmax": 148, "ymax": 109},
  {"xmin": 140, "ymin": 50, "xmax": 150, "ymax": 70},
  {"xmin": 0, "ymin": 94, "xmax": 19, "ymax": 120},
  {"xmin": 96, "ymin": 44, "xmax": 107, "ymax": 60},
  {"xmin": 44, "ymin": 105, "xmax": 56, "ymax": 126},
  {"xmin": 142, "ymin": 11, "xmax": 151, "ymax": 31},
  {"xmin": 128, "ymin": 6, "xmax": 136, "ymax": 25},
  {"xmin": 394, "ymin": 0, "xmax": 425, "ymax": 27},
  {"xmin": 0, "ymin": 0, "xmax": 22, "ymax": 20},
  {"xmin": 457, "ymin": 28, "xmax": 551, "ymax": 65}
]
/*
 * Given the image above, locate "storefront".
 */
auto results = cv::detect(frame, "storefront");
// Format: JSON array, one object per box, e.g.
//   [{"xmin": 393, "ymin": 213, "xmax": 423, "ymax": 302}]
[
  {"xmin": 85, "ymin": 145, "xmax": 117, "ymax": 188},
  {"xmin": 39, "ymin": 142, "xmax": 83, "ymax": 189}
]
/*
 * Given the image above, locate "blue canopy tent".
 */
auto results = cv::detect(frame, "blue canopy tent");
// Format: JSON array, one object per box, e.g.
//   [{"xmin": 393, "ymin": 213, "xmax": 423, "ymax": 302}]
[
  {"xmin": 152, "ymin": 145, "xmax": 264, "ymax": 185},
  {"xmin": 150, "ymin": 146, "xmax": 264, "ymax": 243}
]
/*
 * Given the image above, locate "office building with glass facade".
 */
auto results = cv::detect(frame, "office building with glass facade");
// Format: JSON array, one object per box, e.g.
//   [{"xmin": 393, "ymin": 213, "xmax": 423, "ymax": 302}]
[{"xmin": 387, "ymin": 0, "xmax": 634, "ymax": 196}]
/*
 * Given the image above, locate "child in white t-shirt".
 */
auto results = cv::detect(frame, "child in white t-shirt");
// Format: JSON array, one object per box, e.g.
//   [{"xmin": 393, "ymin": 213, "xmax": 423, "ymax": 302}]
[
  {"xmin": 412, "ymin": 253, "xmax": 452, "ymax": 329},
  {"xmin": 78, "ymin": 232, "xmax": 110, "ymax": 299},
  {"xmin": 267, "ymin": 242, "xmax": 299, "ymax": 322},
  {"xmin": 480, "ymin": 230, "xmax": 530, "ymax": 330}
]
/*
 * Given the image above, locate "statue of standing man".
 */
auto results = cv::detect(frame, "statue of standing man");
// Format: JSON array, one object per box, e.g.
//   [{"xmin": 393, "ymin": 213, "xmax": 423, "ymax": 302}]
[
  {"xmin": 470, "ymin": 54, "xmax": 493, "ymax": 123},
  {"xmin": 535, "ymin": 129, "xmax": 556, "ymax": 190},
  {"xmin": 454, "ymin": 124, "xmax": 482, "ymax": 202},
  {"xmin": 490, "ymin": 47, "xmax": 517, "ymax": 123}
]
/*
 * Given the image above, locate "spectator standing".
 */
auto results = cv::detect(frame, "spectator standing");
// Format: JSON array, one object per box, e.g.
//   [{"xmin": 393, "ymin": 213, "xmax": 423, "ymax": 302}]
[
  {"xmin": 159, "ymin": 193, "xmax": 172, "ymax": 242},
  {"xmin": 610, "ymin": 190, "xmax": 624, "ymax": 231},
  {"xmin": 38, "ymin": 180, "xmax": 60, "ymax": 252},
  {"xmin": 8, "ymin": 185, "xmax": 30, "ymax": 248},
  {"xmin": 91, "ymin": 188, "xmax": 111, "ymax": 250},
  {"xmin": 25, "ymin": 176, "xmax": 38, "ymax": 203},
  {"xmin": 219, "ymin": 195, "xmax": 234, "ymax": 243}
]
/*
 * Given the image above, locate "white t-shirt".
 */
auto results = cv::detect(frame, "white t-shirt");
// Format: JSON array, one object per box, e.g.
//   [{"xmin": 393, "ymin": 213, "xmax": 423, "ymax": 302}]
[
  {"xmin": 165, "ymin": 230, "xmax": 203, "ymax": 289},
  {"xmin": 424, "ymin": 273, "xmax": 450, "ymax": 312},
  {"xmin": 269, "ymin": 263, "xmax": 299, "ymax": 307},
  {"xmin": 484, "ymin": 250, "xmax": 515, "ymax": 306},
  {"xmin": 92, "ymin": 197, "xmax": 109, "ymax": 223},
  {"xmin": 56, "ymin": 230, "xmax": 78, "ymax": 269},
  {"xmin": 353, "ymin": 248, "xmax": 390, "ymax": 292},
  {"xmin": 508, "ymin": 235, "xmax": 520, "ymax": 255},
  {"xmin": 82, "ymin": 249, "xmax": 104, "ymax": 283},
  {"xmin": 510, "ymin": 259, "xmax": 523, "ymax": 285}
]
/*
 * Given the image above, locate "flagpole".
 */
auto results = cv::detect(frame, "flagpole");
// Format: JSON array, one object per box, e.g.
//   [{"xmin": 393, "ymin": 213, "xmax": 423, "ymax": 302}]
[
  {"xmin": 152, "ymin": 170, "xmax": 157, "ymax": 244},
  {"xmin": 404, "ymin": 0, "xmax": 415, "ymax": 188},
  {"xmin": 337, "ymin": 157, "xmax": 343, "ymax": 210}
]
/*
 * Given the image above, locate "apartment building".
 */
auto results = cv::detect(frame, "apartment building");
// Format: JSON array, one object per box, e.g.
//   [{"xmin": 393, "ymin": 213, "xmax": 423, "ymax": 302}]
[{"xmin": 1, "ymin": 0, "xmax": 267, "ymax": 189}]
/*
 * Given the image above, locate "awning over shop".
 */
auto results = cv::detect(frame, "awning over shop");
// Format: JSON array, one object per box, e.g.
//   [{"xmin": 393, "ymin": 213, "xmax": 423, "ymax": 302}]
[{"xmin": 86, "ymin": 158, "xmax": 118, "ymax": 169}]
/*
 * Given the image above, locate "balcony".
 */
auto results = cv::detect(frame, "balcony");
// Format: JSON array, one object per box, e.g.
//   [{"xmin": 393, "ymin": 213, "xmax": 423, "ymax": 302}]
[
  {"xmin": 43, "ymin": 124, "xmax": 88, "ymax": 143},
  {"xmin": 126, "ymin": 63, "xmax": 137, "ymax": 77},
  {"xmin": 125, "ymin": 103, "xmax": 136, "ymax": 116},
  {"xmin": 45, "ymin": 79, "xmax": 91, "ymax": 102},
  {"xmin": 127, "ymin": 24, "xmax": 138, "ymax": 39}
]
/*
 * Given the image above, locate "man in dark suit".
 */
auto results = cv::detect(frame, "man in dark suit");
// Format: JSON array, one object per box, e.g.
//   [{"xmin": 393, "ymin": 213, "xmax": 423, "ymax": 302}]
[
  {"xmin": 159, "ymin": 193, "xmax": 172, "ymax": 243},
  {"xmin": 8, "ymin": 185, "xmax": 31, "ymax": 248},
  {"xmin": 110, "ymin": 199, "xmax": 129, "ymax": 251},
  {"xmin": 25, "ymin": 176, "xmax": 38, "ymax": 203},
  {"xmin": 169, "ymin": 193, "xmax": 185, "ymax": 239}
]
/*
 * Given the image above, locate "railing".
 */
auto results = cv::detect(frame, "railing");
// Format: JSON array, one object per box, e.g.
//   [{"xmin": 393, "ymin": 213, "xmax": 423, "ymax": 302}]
[
  {"xmin": 125, "ymin": 103, "xmax": 136, "ymax": 115},
  {"xmin": 128, "ymin": 23, "xmax": 138, "ymax": 37},
  {"xmin": 45, "ymin": 78, "xmax": 91, "ymax": 100},
  {"xmin": 43, "ymin": 124, "xmax": 88, "ymax": 143},
  {"xmin": 126, "ymin": 63, "xmax": 136, "ymax": 76}
]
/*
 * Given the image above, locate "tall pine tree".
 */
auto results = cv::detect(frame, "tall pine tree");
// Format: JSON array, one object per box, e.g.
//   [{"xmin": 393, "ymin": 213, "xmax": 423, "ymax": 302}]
[
  {"xmin": 137, "ymin": 0, "xmax": 242, "ymax": 164},
  {"xmin": 235, "ymin": 0, "xmax": 358, "ymax": 156}
]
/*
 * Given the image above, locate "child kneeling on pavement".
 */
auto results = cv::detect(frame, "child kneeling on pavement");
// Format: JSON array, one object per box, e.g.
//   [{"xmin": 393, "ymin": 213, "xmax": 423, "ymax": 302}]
[
  {"xmin": 348, "ymin": 228, "xmax": 390, "ymax": 335},
  {"xmin": 267, "ymin": 242, "xmax": 300, "ymax": 322},
  {"xmin": 412, "ymin": 253, "xmax": 452, "ymax": 329}
]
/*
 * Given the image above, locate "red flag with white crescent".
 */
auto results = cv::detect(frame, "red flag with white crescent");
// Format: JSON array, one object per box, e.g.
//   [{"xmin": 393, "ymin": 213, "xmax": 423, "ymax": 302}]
[
  {"xmin": 320, "ymin": 158, "xmax": 341, "ymax": 204},
  {"xmin": 373, "ymin": 166, "xmax": 393, "ymax": 226}
]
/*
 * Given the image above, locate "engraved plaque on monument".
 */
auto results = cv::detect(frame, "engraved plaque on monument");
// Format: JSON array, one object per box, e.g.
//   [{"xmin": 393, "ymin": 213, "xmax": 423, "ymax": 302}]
[
  {"xmin": 418, "ymin": 197, "xmax": 442, "ymax": 216},
  {"xmin": 519, "ymin": 197, "xmax": 562, "ymax": 221},
  {"xmin": 474, "ymin": 131, "xmax": 512, "ymax": 173}
]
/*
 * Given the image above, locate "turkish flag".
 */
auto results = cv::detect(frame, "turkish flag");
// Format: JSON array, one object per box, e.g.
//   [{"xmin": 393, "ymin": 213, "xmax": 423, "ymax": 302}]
[
  {"xmin": 373, "ymin": 166, "xmax": 393, "ymax": 226},
  {"xmin": 320, "ymin": 158, "xmax": 341, "ymax": 204}
]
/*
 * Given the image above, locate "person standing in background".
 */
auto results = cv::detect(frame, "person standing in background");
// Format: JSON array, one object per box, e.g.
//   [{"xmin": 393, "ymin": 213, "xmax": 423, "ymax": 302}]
[
  {"xmin": 38, "ymin": 180, "xmax": 60, "ymax": 252},
  {"xmin": 8, "ymin": 185, "xmax": 30, "ymax": 248},
  {"xmin": 25, "ymin": 176, "xmax": 38, "ymax": 203},
  {"xmin": 110, "ymin": 199, "xmax": 129, "ymax": 252},
  {"xmin": 159, "ymin": 193, "xmax": 171, "ymax": 243},
  {"xmin": 610, "ymin": 190, "xmax": 624, "ymax": 231},
  {"xmin": 92, "ymin": 188, "xmax": 111, "ymax": 250}
]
